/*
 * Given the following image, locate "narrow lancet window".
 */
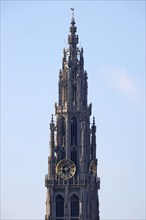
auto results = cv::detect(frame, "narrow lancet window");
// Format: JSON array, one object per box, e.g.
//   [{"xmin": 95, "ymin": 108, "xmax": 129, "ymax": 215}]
[
  {"xmin": 71, "ymin": 117, "xmax": 77, "ymax": 146},
  {"xmin": 61, "ymin": 117, "xmax": 66, "ymax": 146},
  {"xmin": 72, "ymin": 83, "xmax": 77, "ymax": 104}
]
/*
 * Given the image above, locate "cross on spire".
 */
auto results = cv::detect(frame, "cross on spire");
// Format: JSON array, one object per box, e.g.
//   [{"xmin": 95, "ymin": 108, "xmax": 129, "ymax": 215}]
[{"xmin": 71, "ymin": 8, "xmax": 74, "ymax": 18}]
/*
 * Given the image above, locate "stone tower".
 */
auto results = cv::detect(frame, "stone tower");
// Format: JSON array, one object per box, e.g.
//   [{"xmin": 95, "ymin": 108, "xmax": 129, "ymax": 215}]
[{"xmin": 45, "ymin": 11, "xmax": 100, "ymax": 220}]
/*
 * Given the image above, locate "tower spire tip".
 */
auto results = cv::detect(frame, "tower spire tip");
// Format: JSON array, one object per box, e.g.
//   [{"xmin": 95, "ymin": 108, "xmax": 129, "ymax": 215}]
[
  {"xmin": 70, "ymin": 8, "xmax": 75, "ymax": 25},
  {"xmin": 71, "ymin": 8, "xmax": 74, "ymax": 18}
]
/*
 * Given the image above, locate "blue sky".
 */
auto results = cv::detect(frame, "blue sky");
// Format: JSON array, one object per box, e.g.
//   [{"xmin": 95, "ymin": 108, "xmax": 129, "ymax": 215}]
[{"xmin": 1, "ymin": 1, "xmax": 145, "ymax": 220}]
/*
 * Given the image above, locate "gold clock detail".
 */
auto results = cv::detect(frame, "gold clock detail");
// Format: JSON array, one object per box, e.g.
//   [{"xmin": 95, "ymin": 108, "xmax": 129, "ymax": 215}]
[
  {"xmin": 89, "ymin": 160, "xmax": 96, "ymax": 176},
  {"xmin": 56, "ymin": 159, "xmax": 76, "ymax": 180}
]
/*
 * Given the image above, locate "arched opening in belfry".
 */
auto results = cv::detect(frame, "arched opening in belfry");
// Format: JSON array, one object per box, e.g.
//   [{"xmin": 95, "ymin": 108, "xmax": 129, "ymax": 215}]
[
  {"xmin": 56, "ymin": 194, "xmax": 64, "ymax": 219},
  {"xmin": 70, "ymin": 194, "xmax": 79, "ymax": 220}
]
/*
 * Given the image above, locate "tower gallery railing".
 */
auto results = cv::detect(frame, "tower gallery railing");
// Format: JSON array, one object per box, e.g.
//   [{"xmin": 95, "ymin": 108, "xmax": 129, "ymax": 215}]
[{"xmin": 45, "ymin": 175, "xmax": 100, "ymax": 188}]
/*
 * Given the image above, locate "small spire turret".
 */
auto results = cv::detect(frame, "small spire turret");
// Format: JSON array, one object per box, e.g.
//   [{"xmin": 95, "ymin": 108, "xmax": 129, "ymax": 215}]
[
  {"xmin": 51, "ymin": 114, "xmax": 54, "ymax": 124},
  {"xmin": 93, "ymin": 116, "xmax": 95, "ymax": 126},
  {"xmin": 92, "ymin": 116, "xmax": 96, "ymax": 133},
  {"xmin": 91, "ymin": 116, "xmax": 96, "ymax": 160},
  {"xmin": 50, "ymin": 114, "xmax": 55, "ymax": 157}
]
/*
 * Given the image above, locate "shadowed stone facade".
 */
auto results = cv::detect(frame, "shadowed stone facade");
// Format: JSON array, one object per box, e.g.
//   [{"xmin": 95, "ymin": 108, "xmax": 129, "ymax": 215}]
[{"xmin": 45, "ymin": 12, "xmax": 100, "ymax": 220}]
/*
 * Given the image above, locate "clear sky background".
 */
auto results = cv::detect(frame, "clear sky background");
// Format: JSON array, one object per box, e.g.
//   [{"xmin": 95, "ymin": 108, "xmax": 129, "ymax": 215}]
[{"xmin": 1, "ymin": 1, "xmax": 145, "ymax": 220}]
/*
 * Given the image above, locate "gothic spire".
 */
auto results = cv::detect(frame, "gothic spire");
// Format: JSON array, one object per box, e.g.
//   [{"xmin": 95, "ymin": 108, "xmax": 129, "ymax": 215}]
[{"xmin": 45, "ymin": 12, "xmax": 100, "ymax": 220}]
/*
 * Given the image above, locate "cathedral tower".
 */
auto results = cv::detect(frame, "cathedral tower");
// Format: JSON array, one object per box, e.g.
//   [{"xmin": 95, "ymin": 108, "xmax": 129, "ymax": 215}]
[{"xmin": 45, "ymin": 11, "xmax": 100, "ymax": 220}]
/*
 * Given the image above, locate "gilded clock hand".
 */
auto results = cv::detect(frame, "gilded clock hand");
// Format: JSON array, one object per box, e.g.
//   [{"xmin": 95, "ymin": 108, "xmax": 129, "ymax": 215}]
[{"xmin": 68, "ymin": 165, "xmax": 73, "ymax": 169}]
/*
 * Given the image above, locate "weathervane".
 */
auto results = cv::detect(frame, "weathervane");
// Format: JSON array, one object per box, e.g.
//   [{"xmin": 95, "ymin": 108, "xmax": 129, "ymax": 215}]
[{"xmin": 71, "ymin": 8, "xmax": 74, "ymax": 18}]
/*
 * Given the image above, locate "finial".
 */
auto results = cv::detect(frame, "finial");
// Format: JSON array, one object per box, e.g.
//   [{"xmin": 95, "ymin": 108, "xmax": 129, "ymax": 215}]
[
  {"xmin": 59, "ymin": 69, "xmax": 62, "ymax": 78},
  {"xmin": 93, "ymin": 116, "xmax": 95, "ymax": 125},
  {"xmin": 70, "ymin": 8, "xmax": 75, "ymax": 25},
  {"xmin": 51, "ymin": 114, "xmax": 54, "ymax": 123},
  {"xmin": 84, "ymin": 70, "xmax": 88, "ymax": 80},
  {"xmin": 80, "ymin": 47, "xmax": 84, "ymax": 56},
  {"xmin": 71, "ymin": 8, "xmax": 74, "ymax": 18}
]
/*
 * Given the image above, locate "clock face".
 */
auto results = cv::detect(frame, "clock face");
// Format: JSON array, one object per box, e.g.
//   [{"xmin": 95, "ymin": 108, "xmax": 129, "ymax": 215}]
[
  {"xmin": 56, "ymin": 159, "xmax": 76, "ymax": 180},
  {"xmin": 89, "ymin": 160, "xmax": 96, "ymax": 176}
]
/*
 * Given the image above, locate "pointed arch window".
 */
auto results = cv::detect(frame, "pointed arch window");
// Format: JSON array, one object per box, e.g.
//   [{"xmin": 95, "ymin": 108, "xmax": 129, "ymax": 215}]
[
  {"xmin": 70, "ymin": 194, "xmax": 79, "ymax": 220},
  {"xmin": 71, "ymin": 117, "xmax": 77, "ymax": 146},
  {"xmin": 56, "ymin": 194, "xmax": 64, "ymax": 219}
]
